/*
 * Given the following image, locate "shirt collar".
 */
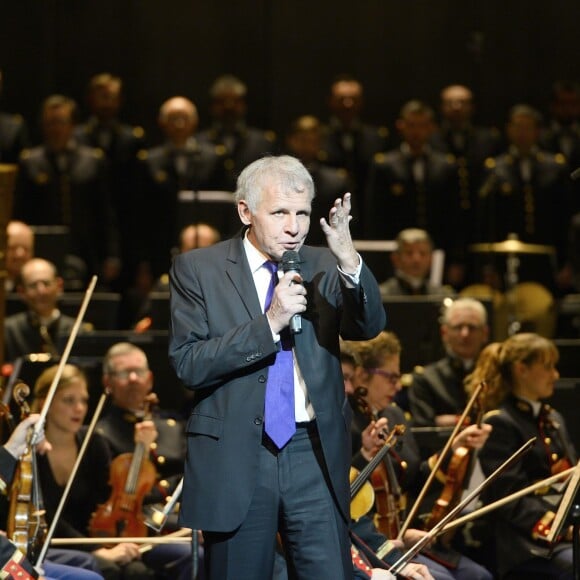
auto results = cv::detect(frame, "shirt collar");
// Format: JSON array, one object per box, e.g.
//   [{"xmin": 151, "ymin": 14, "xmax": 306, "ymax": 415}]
[{"xmin": 242, "ymin": 230, "xmax": 275, "ymax": 275}]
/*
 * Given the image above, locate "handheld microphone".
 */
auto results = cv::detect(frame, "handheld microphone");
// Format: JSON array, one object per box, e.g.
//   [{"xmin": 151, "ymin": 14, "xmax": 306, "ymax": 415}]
[{"xmin": 281, "ymin": 250, "xmax": 303, "ymax": 334}]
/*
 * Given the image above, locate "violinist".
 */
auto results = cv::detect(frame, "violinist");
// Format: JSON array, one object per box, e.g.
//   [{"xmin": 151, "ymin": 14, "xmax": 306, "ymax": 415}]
[
  {"xmin": 95, "ymin": 343, "xmax": 193, "ymax": 579},
  {"xmin": 96, "ymin": 342, "xmax": 186, "ymax": 519},
  {"xmin": 472, "ymin": 334, "xmax": 576, "ymax": 579},
  {"xmin": 344, "ymin": 332, "xmax": 493, "ymax": 580},
  {"xmin": 33, "ymin": 364, "xmax": 192, "ymax": 580},
  {"xmin": 0, "ymin": 413, "xmax": 104, "ymax": 579}
]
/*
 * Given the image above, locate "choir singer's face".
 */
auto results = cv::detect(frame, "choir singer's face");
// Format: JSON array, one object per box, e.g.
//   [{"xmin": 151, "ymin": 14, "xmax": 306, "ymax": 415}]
[{"xmin": 239, "ymin": 180, "xmax": 311, "ymax": 262}]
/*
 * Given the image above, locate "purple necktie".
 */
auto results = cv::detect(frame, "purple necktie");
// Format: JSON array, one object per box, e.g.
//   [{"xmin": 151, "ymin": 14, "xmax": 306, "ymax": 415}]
[{"xmin": 263, "ymin": 261, "xmax": 296, "ymax": 448}]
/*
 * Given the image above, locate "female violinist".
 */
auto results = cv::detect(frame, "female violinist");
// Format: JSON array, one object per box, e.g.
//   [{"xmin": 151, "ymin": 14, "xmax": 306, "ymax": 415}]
[
  {"xmin": 343, "ymin": 332, "xmax": 493, "ymax": 580},
  {"xmin": 32, "ymin": 364, "xmax": 153, "ymax": 579},
  {"xmin": 470, "ymin": 334, "xmax": 576, "ymax": 579}
]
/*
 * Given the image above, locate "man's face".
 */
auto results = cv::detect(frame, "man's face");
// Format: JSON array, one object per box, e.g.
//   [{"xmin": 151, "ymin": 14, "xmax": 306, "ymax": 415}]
[
  {"xmin": 89, "ymin": 83, "xmax": 121, "ymax": 122},
  {"xmin": 103, "ymin": 351, "xmax": 153, "ymax": 412},
  {"xmin": 210, "ymin": 89, "xmax": 246, "ymax": 125},
  {"xmin": 161, "ymin": 103, "xmax": 197, "ymax": 143},
  {"xmin": 507, "ymin": 114, "xmax": 539, "ymax": 151},
  {"xmin": 6, "ymin": 225, "xmax": 34, "ymax": 279},
  {"xmin": 551, "ymin": 89, "xmax": 580, "ymax": 125},
  {"xmin": 329, "ymin": 81, "xmax": 363, "ymax": 124},
  {"xmin": 43, "ymin": 105, "xmax": 74, "ymax": 151},
  {"xmin": 392, "ymin": 241, "xmax": 432, "ymax": 279},
  {"xmin": 397, "ymin": 112, "xmax": 434, "ymax": 150},
  {"xmin": 18, "ymin": 261, "xmax": 62, "ymax": 318},
  {"xmin": 287, "ymin": 129, "xmax": 321, "ymax": 164},
  {"xmin": 440, "ymin": 86, "xmax": 474, "ymax": 126},
  {"xmin": 238, "ymin": 180, "xmax": 311, "ymax": 262},
  {"xmin": 442, "ymin": 307, "xmax": 488, "ymax": 360}
]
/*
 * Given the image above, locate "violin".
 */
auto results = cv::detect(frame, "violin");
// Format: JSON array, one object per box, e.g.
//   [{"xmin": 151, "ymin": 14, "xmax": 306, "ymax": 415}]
[
  {"xmin": 423, "ymin": 382, "xmax": 487, "ymax": 547},
  {"xmin": 350, "ymin": 387, "xmax": 406, "ymax": 535},
  {"xmin": 7, "ymin": 382, "xmax": 48, "ymax": 562},
  {"xmin": 89, "ymin": 394, "xmax": 159, "ymax": 538}
]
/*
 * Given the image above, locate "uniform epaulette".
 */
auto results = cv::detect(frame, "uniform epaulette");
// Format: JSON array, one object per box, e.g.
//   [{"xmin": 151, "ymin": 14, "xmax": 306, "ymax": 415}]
[
  {"xmin": 373, "ymin": 152, "xmax": 385, "ymax": 164},
  {"xmin": 482, "ymin": 409, "xmax": 502, "ymax": 421},
  {"xmin": 133, "ymin": 126, "xmax": 145, "ymax": 139},
  {"xmin": 484, "ymin": 157, "xmax": 496, "ymax": 169},
  {"xmin": 137, "ymin": 149, "xmax": 148, "ymax": 161}
]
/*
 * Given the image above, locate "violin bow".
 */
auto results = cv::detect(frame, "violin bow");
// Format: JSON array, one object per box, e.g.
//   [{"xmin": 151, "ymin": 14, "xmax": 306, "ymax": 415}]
[
  {"xmin": 397, "ymin": 381, "xmax": 485, "ymax": 539},
  {"xmin": 389, "ymin": 436, "xmax": 536, "ymax": 575},
  {"xmin": 30, "ymin": 275, "xmax": 98, "ymax": 446},
  {"xmin": 27, "ymin": 275, "xmax": 97, "ymax": 571},
  {"xmin": 440, "ymin": 463, "xmax": 578, "ymax": 534}
]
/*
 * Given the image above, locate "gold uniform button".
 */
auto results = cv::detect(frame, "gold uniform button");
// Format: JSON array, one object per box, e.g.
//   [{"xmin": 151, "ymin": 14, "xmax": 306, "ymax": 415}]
[{"xmin": 157, "ymin": 456, "xmax": 166, "ymax": 465}]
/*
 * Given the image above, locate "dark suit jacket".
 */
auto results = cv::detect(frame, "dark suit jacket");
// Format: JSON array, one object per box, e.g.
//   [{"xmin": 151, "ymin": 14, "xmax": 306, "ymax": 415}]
[{"xmin": 169, "ymin": 233, "xmax": 385, "ymax": 532}]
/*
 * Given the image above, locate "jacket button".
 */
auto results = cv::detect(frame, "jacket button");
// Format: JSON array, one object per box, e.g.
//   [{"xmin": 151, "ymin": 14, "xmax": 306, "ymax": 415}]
[
  {"xmin": 258, "ymin": 375, "xmax": 266, "ymax": 383},
  {"xmin": 254, "ymin": 417, "xmax": 263, "ymax": 425}
]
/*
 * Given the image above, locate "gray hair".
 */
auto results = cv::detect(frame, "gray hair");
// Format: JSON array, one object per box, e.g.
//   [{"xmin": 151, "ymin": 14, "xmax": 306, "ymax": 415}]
[
  {"xmin": 442, "ymin": 297, "xmax": 487, "ymax": 326},
  {"xmin": 103, "ymin": 342, "xmax": 148, "ymax": 375},
  {"xmin": 209, "ymin": 74, "xmax": 247, "ymax": 99},
  {"xmin": 234, "ymin": 155, "xmax": 315, "ymax": 212},
  {"xmin": 395, "ymin": 228, "xmax": 433, "ymax": 251}
]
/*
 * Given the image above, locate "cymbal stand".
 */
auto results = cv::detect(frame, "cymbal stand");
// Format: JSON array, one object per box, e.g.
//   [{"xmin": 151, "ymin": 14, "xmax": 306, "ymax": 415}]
[{"xmin": 505, "ymin": 234, "xmax": 521, "ymax": 336}]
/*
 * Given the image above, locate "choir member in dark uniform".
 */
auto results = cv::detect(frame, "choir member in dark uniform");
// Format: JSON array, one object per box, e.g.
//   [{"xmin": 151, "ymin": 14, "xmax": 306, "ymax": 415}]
[
  {"xmin": 137, "ymin": 96, "xmax": 229, "ymax": 279},
  {"xmin": 13, "ymin": 95, "xmax": 119, "ymax": 285},
  {"xmin": 476, "ymin": 104, "xmax": 571, "ymax": 292},
  {"xmin": 365, "ymin": 101, "xmax": 461, "ymax": 286},
  {"xmin": 431, "ymin": 84, "xmax": 503, "ymax": 281},
  {"xmin": 471, "ymin": 333, "xmax": 576, "ymax": 580},
  {"xmin": 285, "ymin": 115, "xmax": 355, "ymax": 243},
  {"xmin": 540, "ymin": 80, "xmax": 580, "ymax": 212},
  {"xmin": 0, "ymin": 69, "xmax": 29, "ymax": 163},
  {"xmin": 198, "ymin": 74, "xmax": 277, "ymax": 191},
  {"xmin": 321, "ymin": 75, "xmax": 391, "ymax": 200},
  {"xmin": 75, "ymin": 73, "xmax": 146, "ymax": 290}
]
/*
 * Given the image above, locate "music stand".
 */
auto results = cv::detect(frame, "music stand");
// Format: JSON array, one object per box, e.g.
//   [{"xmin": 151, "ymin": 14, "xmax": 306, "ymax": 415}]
[{"xmin": 546, "ymin": 461, "xmax": 580, "ymax": 579}]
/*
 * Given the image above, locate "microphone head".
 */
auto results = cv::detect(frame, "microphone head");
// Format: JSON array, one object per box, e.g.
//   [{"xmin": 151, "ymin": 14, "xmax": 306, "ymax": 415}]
[{"xmin": 281, "ymin": 250, "xmax": 301, "ymax": 273}]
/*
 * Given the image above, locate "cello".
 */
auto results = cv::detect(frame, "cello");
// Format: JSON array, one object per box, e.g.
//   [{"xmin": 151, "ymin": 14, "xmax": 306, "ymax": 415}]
[{"xmin": 89, "ymin": 393, "xmax": 159, "ymax": 538}]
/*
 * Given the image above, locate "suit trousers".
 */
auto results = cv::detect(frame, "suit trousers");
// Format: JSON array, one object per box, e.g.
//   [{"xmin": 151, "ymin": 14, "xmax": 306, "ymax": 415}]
[{"xmin": 203, "ymin": 422, "xmax": 351, "ymax": 580}]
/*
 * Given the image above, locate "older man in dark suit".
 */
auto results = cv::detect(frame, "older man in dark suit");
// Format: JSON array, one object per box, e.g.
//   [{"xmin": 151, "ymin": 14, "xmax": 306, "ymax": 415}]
[{"xmin": 169, "ymin": 155, "xmax": 385, "ymax": 579}]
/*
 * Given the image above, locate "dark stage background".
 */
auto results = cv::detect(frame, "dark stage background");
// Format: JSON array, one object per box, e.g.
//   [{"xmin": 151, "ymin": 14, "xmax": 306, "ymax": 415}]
[{"xmin": 1, "ymin": 1, "xmax": 579, "ymax": 144}]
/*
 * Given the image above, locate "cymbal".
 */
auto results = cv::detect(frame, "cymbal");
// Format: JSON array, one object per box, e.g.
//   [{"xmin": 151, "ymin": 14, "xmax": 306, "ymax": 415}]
[{"xmin": 469, "ymin": 240, "xmax": 555, "ymax": 255}]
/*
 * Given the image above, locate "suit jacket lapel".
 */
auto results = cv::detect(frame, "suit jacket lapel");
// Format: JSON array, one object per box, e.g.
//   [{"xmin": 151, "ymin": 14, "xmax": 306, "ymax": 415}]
[{"xmin": 225, "ymin": 234, "xmax": 263, "ymax": 320}]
